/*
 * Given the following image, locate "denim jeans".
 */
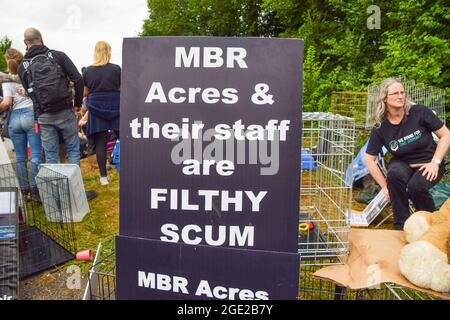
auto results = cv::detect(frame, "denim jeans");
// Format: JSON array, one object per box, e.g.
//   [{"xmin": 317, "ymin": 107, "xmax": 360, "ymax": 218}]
[
  {"xmin": 8, "ymin": 108, "xmax": 42, "ymax": 190},
  {"xmin": 38, "ymin": 108, "xmax": 80, "ymax": 165}
]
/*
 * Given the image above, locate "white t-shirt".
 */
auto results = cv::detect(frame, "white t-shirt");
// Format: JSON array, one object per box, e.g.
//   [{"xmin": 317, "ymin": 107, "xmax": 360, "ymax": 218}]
[{"xmin": 1, "ymin": 82, "xmax": 34, "ymax": 111}]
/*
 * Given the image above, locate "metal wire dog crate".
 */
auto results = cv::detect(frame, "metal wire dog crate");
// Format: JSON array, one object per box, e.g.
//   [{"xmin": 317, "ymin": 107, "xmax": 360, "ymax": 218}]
[
  {"xmin": 299, "ymin": 113, "xmax": 355, "ymax": 265},
  {"xmin": 330, "ymin": 92, "xmax": 368, "ymax": 128},
  {"xmin": 354, "ymin": 283, "xmax": 436, "ymax": 300},
  {"xmin": 298, "ymin": 257, "xmax": 438, "ymax": 300},
  {"xmin": 298, "ymin": 258, "xmax": 347, "ymax": 300},
  {"xmin": 0, "ymin": 162, "xmax": 77, "ymax": 280},
  {"xmin": 85, "ymin": 238, "xmax": 116, "ymax": 300},
  {"xmin": 366, "ymin": 77, "xmax": 446, "ymax": 128},
  {"xmin": 0, "ymin": 162, "xmax": 77, "ymax": 254}
]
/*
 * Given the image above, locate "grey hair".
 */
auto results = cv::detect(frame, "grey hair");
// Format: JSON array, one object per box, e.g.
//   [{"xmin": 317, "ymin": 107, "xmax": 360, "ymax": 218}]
[
  {"xmin": 24, "ymin": 28, "xmax": 43, "ymax": 46},
  {"xmin": 371, "ymin": 77, "xmax": 413, "ymax": 127}
]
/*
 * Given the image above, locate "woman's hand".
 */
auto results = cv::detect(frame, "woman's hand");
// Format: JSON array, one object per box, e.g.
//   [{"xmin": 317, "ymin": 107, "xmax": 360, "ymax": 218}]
[
  {"xmin": 364, "ymin": 153, "xmax": 390, "ymax": 201},
  {"xmin": 419, "ymin": 162, "xmax": 439, "ymax": 181},
  {"xmin": 16, "ymin": 87, "xmax": 27, "ymax": 97},
  {"xmin": 0, "ymin": 96, "xmax": 12, "ymax": 111}
]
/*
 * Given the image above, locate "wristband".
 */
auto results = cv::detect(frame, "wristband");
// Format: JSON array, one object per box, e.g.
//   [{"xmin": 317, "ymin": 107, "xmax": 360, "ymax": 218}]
[{"xmin": 432, "ymin": 158, "xmax": 441, "ymax": 165}]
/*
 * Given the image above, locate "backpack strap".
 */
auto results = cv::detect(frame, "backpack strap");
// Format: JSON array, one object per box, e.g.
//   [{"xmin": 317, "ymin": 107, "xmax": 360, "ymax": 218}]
[
  {"xmin": 47, "ymin": 50, "xmax": 55, "ymax": 60},
  {"xmin": 22, "ymin": 50, "xmax": 53, "ymax": 93},
  {"xmin": 21, "ymin": 59, "xmax": 34, "ymax": 95},
  {"xmin": 29, "ymin": 50, "xmax": 52, "ymax": 64}
]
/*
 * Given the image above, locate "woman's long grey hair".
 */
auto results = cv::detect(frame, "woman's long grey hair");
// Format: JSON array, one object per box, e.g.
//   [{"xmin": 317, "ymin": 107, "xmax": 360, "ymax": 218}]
[{"xmin": 371, "ymin": 78, "xmax": 413, "ymax": 127}]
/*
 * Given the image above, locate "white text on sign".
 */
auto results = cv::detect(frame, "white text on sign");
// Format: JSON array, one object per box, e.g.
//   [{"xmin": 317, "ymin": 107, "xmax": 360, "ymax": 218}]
[{"xmin": 175, "ymin": 47, "xmax": 248, "ymax": 68}]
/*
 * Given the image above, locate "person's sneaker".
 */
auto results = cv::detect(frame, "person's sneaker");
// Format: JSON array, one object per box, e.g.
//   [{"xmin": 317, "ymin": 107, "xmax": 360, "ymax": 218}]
[
  {"xmin": 100, "ymin": 176, "xmax": 109, "ymax": 186},
  {"xmin": 86, "ymin": 190, "xmax": 98, "ymax": 201}
]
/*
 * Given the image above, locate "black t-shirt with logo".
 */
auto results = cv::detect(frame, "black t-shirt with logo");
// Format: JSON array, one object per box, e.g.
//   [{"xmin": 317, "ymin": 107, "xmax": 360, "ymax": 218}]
[{"xmin": 366, "ymin": 105, "xmax": 444, "ymax": 165}]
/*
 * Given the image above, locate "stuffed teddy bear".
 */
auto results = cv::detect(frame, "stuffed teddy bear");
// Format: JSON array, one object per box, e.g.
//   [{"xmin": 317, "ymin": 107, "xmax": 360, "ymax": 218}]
[{"xmin": 399, "ymin": 198, "xmax": 450, "ymax": 293}]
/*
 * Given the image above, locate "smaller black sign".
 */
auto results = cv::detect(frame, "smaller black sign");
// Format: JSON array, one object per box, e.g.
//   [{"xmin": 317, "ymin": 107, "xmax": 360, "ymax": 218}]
[{"xmin": 116, "ymin": 235, "xmax": 300, "ymax": 300}]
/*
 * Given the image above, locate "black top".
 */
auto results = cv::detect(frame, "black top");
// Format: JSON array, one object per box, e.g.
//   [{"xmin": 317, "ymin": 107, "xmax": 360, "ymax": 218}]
[
  {"xmin": 366, "ymin": 105, "xmax": 444, "ymax": 165},
  {"xmin": 18, "ymin": 45, "xmax": 84, "ymax": 110},
  {"xmin": 83, "ymin": 63, "xmax": 121, "ymax": 93}
]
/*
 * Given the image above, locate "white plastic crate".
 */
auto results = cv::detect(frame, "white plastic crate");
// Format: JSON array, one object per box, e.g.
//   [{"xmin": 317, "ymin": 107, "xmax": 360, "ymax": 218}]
[{"xmin": 36, "ymin": 164, "xmax": 89, "ymax": 223}]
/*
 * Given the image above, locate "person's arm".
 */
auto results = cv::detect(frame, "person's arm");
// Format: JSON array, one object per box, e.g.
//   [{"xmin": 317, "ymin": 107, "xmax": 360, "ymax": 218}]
[
  {"xmin": 83, "ymin": 86, "xmax": 90, "ymax": 98},
  {"xmin": 364, "ymin": 127, "xmax": 390, "ymax": 199},
  {"xmin": 419, "ymin": 125, "xmax": 450, "ymax": 181},
  {"xmin": 0, "ymin": 72, "xmax": 20, "ymax": 84},
  {"xmin": 364, "ymin": 153, "xmax": 389, "ymax": 200},
  {"xmin": 54, "ymin": 51, "xmax": 83, "ymax": 109},
  {"xmin": 0, "ymin": 96, "xmax": 12, "ymax": 112},
  {"xmin": 0, "ymin": 83, "xmax": 13, "ymax": 112},
  {"xmin": 78, "ymin": 110, "xmax": 88, "ymax": 127}
]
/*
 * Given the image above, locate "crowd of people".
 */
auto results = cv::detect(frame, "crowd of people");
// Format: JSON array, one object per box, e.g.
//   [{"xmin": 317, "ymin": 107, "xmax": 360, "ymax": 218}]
[{"xmin": 0, "ymin": 27, "xmax": 121, "ymax": 199}]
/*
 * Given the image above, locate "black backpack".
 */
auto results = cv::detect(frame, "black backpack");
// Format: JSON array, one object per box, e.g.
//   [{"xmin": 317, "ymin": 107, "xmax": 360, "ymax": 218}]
[{"xmin": 23, "ymin": 50, "xmax": 72, "ymax": 113}]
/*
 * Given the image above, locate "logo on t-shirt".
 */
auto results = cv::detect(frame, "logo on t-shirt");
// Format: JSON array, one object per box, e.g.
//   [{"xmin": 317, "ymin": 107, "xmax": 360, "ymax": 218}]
[
  {"xmin": 389, "ymin": 130, "xmax": 422, "ymax": 152},
  {"xmin": 389, "ymin": 140, "xmax": 399, "ymax": 152}
]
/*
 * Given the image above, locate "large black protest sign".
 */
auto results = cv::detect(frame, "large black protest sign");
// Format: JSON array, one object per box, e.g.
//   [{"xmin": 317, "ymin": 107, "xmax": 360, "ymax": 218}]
[{"xmin": 119, "ymin": 37, "xmax": 303, "ymax": 253}]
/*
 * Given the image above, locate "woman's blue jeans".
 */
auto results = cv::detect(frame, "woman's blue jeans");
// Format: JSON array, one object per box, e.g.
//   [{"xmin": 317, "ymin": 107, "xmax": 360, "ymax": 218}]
[{"xmin": 8, "ymin": 108, "xmax": 42, "ymax": 190}]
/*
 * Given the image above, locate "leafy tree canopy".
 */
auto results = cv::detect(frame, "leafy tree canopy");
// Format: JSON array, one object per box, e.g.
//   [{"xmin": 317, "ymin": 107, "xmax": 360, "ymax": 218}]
[{"xmin": 141, "ymin": 0, "xmax": 450, "ymax": 113}]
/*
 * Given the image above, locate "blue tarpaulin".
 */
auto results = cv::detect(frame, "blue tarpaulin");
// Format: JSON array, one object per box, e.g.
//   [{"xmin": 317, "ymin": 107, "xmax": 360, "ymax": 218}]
[
  {"xmin": 301, "ymin": 149, "xmax": 316, "ymax": 171},
  {"xmin": 345, "ymin": 141, "xmax": 388, "ymax": 186},
  {"xmin": 345, "ymin": 141, "xmax": 369, "ymax": 186}
]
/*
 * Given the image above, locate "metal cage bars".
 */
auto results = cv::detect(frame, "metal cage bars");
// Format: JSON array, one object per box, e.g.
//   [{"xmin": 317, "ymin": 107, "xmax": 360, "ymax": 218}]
[{"xmin": 299, "ymin": 113, "xmax": 355, "ymax": 265}]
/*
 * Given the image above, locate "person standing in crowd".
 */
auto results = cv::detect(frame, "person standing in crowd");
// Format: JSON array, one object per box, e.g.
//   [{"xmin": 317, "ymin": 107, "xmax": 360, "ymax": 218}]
[
  {"xmin": 0, "ymin": 49, "xmax": 42, "ymax": 200},
  {"xmin": 83, "ymin": 41, "xmax": 121, "ymax": 186},
  {"xmin": 364, "ymin": 78, "xmax": 450, "ymax": 230},
  {"xmin": 18, "ymin": 27, "xmax": 96, "ymax": 199},
  {"xmin": 18, "ymin": 28, "xmax": 82, "ymax": 164}
]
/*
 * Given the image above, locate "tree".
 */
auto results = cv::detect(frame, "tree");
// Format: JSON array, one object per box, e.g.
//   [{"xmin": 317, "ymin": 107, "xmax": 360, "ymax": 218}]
[
  {"xmin": 141, "ymin": 0, "xmax": 278, "ymax": 37},
  {"xmin": 0, "ymin": 36, "xmax": 12, "ymax": 72},
  {"xmin": 263, "ymin": 0, "xmax": 395, "ymax": 110},
  {"xmin": 141, "ymin": 1, "xmax": 450, "ymax": 114},
  {"xmin": 263, "ymin": 0, "xmax": 450, "ymax": 112},
  {"xmin": 373, "ymin": 0, "xmax": 450, "ymax": 95}
]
